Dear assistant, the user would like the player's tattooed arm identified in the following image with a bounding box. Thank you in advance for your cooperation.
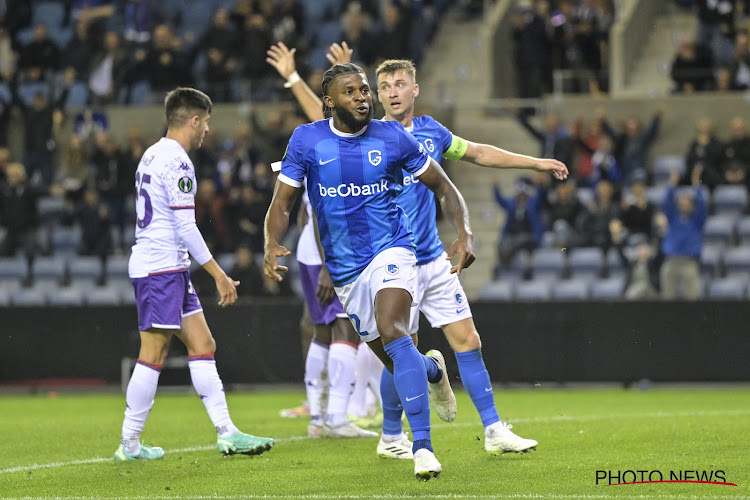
[266,42,325,122]
[417,158,476,275]
[263,180,299,281]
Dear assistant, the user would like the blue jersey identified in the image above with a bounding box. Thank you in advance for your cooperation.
[396,116,454,264]
[280,118,431,286]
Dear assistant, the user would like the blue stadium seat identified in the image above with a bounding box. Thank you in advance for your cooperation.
[15,27,37,46]
[479,281,514,301]
[178,0,216,38]
[48,286,85,306]
[105,255,130,281]
[568,247,603,280]
[32,2,66,28]
[17,81,52,106]
[12,286,49,306]
[707,278,747,299]
[51,226,82,255]
[0,288,11,306]
[722,246,750,277]
[646,185,668,206]
[737,216,750,244]
[515,280,552,301]
[590,277,625,300]
[605,247,626,279]
[700,244,724,277]
[128,81,152,105]
[48,26,73,48]
[63,81,89,110]
[652,155,686,184]
[0,257,28,281]
[703,214,737,245]
[31,256,67,284]
[551,279,590,300]
[86,285,122,306]
[713,185,748,215]
[69,256,103,284]
[37,196,66,222]
[531,248,566,280]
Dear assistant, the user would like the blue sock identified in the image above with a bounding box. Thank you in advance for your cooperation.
[383,336,431,451]
[379,367,403,436]
[455,349,500,428]
[421,353,442,383]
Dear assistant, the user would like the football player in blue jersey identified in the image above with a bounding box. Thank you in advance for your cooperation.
[266,42,568,458]
[264,62,475,480]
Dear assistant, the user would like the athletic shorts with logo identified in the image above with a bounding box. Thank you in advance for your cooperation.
[334,246,418,343]
[298,262,348,325]
[131,269,202,331]
[409,251,473,334]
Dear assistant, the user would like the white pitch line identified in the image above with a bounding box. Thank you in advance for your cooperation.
[5,494,750,500]
[1,409,749,476]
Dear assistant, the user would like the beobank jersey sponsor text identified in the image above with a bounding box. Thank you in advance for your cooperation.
[318,180,389,198]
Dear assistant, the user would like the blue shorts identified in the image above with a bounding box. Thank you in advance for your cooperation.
[298,263,347,325]
[131,269,202,331]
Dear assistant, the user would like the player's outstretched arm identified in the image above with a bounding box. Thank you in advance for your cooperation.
[266,42,325,122]
[263,180,299,281]
[417,158,476,275]
[459,140,569,180]
[326,41,353,65]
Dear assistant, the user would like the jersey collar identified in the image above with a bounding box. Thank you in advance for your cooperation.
[329,118,368,137]
[380,116,413,132]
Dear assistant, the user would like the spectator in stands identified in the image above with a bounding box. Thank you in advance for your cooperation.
[610,226,660,300]
[660,167,706,300]
[571,115,607,186]
[695,0,734,64]
[728,31,750,90]
[511,0,551,98]
[493,177,544,269]
[138,24,191,93]
[250,162,273,201]
[195,178,229,253]
[19,24,60,79]
[62,17,95,81]
[545,178,585,248]
[618,172,656,243]
[88,30,129,106]
[72,0,116,44]
[340,3,378,67]
[602,107,663,183]
[91,132,131,237]
[0,23,16,83]
[716,64,734,91]
[57,135,91,202]
[226,184,266,253]
[225,124,264,188]
[575,132,621,188]
[238,14,273,96]
[373,4,410,64]
[576,179,619,249]
[683,117,724,190]
[252,109,290,163]
[510,104,574,168]
[723,116,750,187]
[74,106,109,143]
[0,163,60,272]
[3,2,32,39]
[74,187,113,262]
[0,75,11,148]
[670,37,715,93]
[230,245,267,298]
[201,9,238,102]
[0,147,11,183]
[123,0,168,47]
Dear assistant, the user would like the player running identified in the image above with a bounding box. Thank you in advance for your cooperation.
[266,42,567,457]
[115,87,274,461]
[264,62,475,480]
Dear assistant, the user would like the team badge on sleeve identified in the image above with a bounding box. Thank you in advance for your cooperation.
[178,177,193,193]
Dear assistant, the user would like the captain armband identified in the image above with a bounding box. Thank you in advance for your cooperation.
[443,134,469,161]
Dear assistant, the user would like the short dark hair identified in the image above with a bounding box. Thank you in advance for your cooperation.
[164,87,212,128]
[321,63,366,118]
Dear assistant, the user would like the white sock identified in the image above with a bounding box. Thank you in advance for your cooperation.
[381,432,406,443]
[304,341,329,423]
[347,342,372,418]
[364,343,384,410]
[121,361,161,454]
[325,342,358,427]
[188,355,238,437]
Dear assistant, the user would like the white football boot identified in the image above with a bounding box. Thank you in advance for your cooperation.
[376,433,413,459]
[323,421,379,438]
[413,448,442,480]
[425,350,457,422]
[484,421,538,454]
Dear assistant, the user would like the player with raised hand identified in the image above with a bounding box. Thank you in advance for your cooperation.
[115,87,274,462]
[264,62,475,480]
[267,42,567,457]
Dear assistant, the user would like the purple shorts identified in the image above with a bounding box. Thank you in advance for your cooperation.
[131,269,202,331]
[298,263,346,325]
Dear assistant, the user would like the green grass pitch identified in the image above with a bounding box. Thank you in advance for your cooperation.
[1,387,749,499]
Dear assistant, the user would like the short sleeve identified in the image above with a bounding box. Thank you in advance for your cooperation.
[395,123,430,177]
[279,128,306,188]
[431,118,455,156]
[160,157,197,209]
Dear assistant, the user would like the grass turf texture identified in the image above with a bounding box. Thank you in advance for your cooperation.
[0,388,748,499]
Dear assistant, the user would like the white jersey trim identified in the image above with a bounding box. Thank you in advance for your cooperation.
[413,157,432,178]
[329,117,369,137]
[278,173,302,188]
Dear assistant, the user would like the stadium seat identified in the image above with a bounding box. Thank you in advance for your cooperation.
[707,278,747,300]
[646,185,668,206]
[515,280,552,301]
[86,285,122,306]
[177,0,216,38]
[51,226,82,255]
[17,81,52,106]
[0,288,11,306]
[530,248,566,280]
[69,256,103,285]
[32,2,65,28]
[37,196,66,223]
[700,244,724,277]
[722,246,750,277]
[105,255,130,282]
[703,214,737,245]
[63,81,89,110]
[713,185,748,215]
[737,217,750,244]
[48,26,73,48]
[605,247,626,279]
[551,279,590,300]
[652,155,686,184]
[12,286,49,306]
[590,277,626,300]
[48,286,85,306]
[568,247,603,280]
[31,256,67,284]
[128,81,152,105]
[0,257,28,281]
[478,281,514,301]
